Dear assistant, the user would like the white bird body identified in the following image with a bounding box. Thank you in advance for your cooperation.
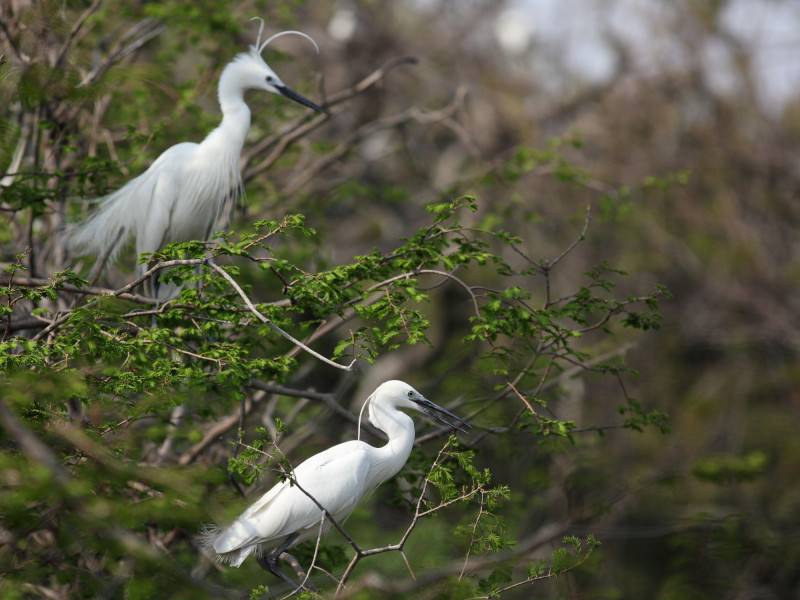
[205,380,467,569]
[69,31,323,297]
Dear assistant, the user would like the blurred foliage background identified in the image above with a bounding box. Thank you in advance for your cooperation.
[1,0,799,598]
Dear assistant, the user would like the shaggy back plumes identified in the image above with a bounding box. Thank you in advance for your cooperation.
[67,171,154,265]
[68,137,241,276]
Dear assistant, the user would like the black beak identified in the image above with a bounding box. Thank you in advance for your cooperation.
[276,84,326,114]
[416,397,471,434]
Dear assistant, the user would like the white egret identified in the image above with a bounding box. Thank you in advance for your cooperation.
[68,20,325,298]
[202,380,469,584]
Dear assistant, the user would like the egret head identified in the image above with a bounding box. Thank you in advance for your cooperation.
[226,19,324,113]
[370,380,470,433]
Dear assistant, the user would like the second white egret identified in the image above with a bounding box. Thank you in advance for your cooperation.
[202,380,469,584]
[69,21,324,298]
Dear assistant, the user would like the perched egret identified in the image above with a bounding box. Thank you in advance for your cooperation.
[68,22,324,298]
[203,380,469,583]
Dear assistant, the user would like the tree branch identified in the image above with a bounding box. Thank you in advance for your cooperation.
[242,57,418,181]
[207,261,355,371]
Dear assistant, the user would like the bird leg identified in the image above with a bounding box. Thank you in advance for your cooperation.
[256,533,304,591]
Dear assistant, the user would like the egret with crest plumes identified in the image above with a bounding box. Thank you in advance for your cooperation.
[68,19,325,298]
[202,380,469,584]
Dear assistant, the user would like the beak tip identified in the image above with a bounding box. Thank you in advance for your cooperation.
[277,84,326,114]
[418,397,470,434]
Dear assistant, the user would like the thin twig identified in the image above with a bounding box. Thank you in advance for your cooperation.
[459,491,485,580]
[506,381,539,418]
[335,439,459,596]
[279,513,326,599]
[79,19,165,87]
[242,57,417,181]
[282,94,464,195]
[546,204,592,271]
[207,261,355,372]
[53,0,103,69]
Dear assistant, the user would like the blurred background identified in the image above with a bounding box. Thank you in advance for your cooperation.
[315,2,800,596]
[262,2,800,595]
[2,0,800,598]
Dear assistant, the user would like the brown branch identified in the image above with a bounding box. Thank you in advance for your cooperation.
[282,94,464,196]
[79,19,166,87]
[335,439,459,596]
[178,376,363,466]
[416,350,543,445]
[1,274,158,305]
[28,258,207,341]
[242,56,418,181]
[545,204,592,271]
[53,0,103,70]
[178,393,259,465]
[507,380,539,418]
[279,512,326,599]
[339,521,568,598]
[249,380,361,425]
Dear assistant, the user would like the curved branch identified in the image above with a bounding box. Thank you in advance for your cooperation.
[207,261,355,372]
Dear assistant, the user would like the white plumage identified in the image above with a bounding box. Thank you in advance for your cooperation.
[68,27,323,297]
[208,440,377,568]
[203,380,469,571]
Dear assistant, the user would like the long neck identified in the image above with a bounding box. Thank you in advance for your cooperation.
[368,404,415,482]
[207,64,252,155]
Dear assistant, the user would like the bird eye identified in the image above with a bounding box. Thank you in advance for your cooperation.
[266,75,274,82]
[407,391,413,398]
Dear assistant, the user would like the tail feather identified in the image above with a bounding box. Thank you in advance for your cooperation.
[198,524,258,568]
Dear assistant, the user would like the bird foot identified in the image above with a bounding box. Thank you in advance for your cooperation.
[257,552,306,593]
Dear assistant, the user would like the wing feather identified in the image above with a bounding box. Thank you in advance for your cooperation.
[210,441,373,559]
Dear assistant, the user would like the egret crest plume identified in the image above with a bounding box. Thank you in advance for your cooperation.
[250,16,320,56]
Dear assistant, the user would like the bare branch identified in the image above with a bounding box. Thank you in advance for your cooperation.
[335,439,463,595]
[79,19,166,88]
[53,0,104,70]
[339,521,567,598]
[545,204,592,271]
[178,393,260,465]
[242,57,418,181]
[459,491,485,580]
[282,93,464,196]
[249,380,361,425]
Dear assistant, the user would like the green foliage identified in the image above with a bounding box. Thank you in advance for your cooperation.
[619,398,671,434]
[551,535,600,574]
[692,451,768,483]
[0,3,673,597]
[0,186,666,595]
